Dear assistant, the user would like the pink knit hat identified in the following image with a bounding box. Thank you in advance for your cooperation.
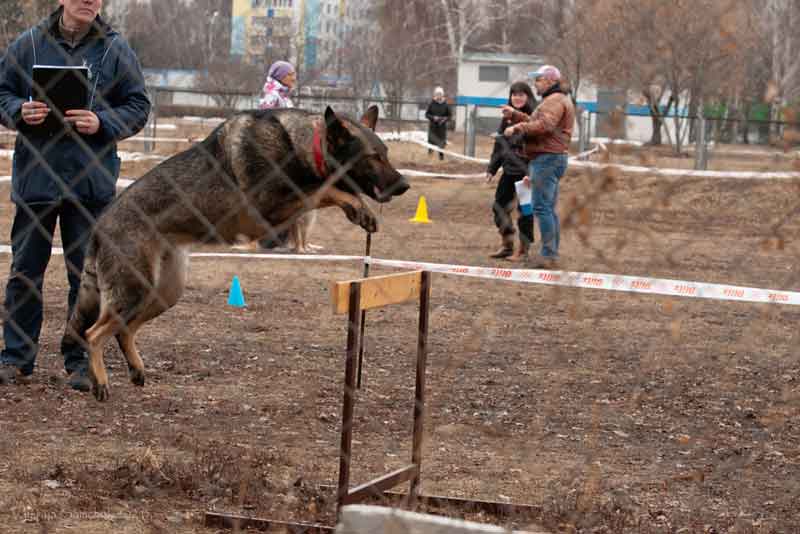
[268,61,295,82]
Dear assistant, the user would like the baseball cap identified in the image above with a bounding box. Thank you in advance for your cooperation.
[529,65,561,81]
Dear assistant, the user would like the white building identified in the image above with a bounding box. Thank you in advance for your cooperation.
[455,51,685,144]
[455,52,546,132]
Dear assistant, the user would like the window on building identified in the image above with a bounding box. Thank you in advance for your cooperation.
[479,65,509,82]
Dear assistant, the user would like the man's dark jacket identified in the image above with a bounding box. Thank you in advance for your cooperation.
[0,7,151,206]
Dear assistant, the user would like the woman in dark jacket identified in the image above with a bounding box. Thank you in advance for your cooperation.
[486,81,536,260]
[425,86,451,160]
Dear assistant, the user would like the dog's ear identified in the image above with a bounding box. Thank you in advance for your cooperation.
[325,106,352,145]
[360,105,379,131]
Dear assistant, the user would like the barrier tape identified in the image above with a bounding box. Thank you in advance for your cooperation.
[8,125,796,178]
[364,257,800,306]
[406,138,492,164]
[0,244,363,263]
[398,169,487,179]
[0,150,168,162]
[0,176,134,187]
[117,152,167,162]
[0,130,192,144]
[394,145,601,180]
[0,243,795,307]
[570,159,800,179]
[191,252,364,262]
[122,136,193,143]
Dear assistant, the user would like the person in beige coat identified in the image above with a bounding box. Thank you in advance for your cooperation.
[502,65,575,269]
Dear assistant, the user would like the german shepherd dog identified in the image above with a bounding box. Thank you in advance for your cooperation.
[62,105,409,401]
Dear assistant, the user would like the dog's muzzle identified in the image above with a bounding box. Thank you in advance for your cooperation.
[372,177,410,203]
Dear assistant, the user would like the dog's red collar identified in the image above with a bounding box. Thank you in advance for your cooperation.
[312,122,328,178]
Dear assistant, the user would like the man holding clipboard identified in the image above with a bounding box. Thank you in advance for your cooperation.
[0,0,150,391]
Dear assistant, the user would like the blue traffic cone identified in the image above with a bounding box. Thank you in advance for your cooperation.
[227,276,246,308]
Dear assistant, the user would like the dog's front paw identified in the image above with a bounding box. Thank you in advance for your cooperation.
[358,208,378,233]
[344,205,378,233]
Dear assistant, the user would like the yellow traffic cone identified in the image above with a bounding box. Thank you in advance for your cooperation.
[409,195,432,224]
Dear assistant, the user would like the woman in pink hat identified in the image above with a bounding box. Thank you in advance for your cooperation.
[259,60,296,110]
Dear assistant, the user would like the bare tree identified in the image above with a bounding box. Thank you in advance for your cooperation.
[339,25,381,97]
[588,0,748,152]
[0,0,50,49]
[374,1,454,99]
[436,0,508,65]
[760,0,800,135]
[195,60,263,111]
[126,0,228,70]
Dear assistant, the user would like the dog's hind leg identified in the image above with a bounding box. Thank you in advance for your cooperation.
[115,320,146,387]
[114,246,188,389]
[61,262,101,357]
[85,307,122,402]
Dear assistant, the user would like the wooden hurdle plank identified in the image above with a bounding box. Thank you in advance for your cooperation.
[331,271,422,314]
[342,465,419,506]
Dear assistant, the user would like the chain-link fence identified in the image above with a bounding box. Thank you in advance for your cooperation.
[3,7,800,534]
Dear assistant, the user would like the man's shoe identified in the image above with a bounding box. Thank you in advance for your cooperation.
[0,364,21,385]
[527,254,559,269]
[67,368,92,392]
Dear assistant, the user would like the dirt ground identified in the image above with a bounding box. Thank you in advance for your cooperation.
[1,121,800,533]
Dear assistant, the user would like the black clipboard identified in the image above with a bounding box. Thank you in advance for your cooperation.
[31,64,89,135]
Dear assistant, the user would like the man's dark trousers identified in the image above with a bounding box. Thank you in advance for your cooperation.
[0,199,106,375]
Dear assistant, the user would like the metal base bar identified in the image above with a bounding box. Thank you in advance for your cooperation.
[321,485,542,517]
[343,464,418,506]
[204,512,334,533]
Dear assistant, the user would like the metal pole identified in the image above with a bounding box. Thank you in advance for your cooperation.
[694,111,707,171]
[338,282,362,513]
[356,233,371,389]
[409,271,431,508]
[577,108,587,154]
[462,104,468,155]
[466,105,477,157]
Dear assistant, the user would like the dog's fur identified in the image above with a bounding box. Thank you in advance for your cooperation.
[62,105,409,401]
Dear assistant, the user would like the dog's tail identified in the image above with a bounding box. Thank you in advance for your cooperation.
[61,234,102,356]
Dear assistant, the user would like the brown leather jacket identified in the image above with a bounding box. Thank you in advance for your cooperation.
[510,85,575,158]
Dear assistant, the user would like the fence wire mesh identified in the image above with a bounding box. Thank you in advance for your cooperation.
[2,4,800,534]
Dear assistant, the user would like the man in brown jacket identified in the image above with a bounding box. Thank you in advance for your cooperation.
[502,65,574,268]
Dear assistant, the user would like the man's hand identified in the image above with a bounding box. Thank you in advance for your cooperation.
[65,109,100,135]
[523,175,531,187]
[21,100,50,126]
[485,172,494,183]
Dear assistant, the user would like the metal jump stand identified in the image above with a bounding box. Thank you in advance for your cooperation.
[205,269,540,532]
